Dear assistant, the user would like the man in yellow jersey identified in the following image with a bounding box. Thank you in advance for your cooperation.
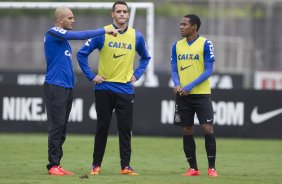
[77,1,150,176]
[171,14,218,177]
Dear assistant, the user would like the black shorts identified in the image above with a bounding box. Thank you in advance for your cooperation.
[174,94,213,127]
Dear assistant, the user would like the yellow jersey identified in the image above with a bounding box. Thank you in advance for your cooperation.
[98,24,136,83]
[176,36,211,94]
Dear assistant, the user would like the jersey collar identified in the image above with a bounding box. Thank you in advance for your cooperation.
[112,23,128,34]
[187,34,200,46]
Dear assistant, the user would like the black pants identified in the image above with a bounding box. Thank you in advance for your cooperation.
[43,83,73,170]
[93,90,134,169]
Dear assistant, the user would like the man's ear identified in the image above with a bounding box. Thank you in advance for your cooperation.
[59,18,64,24]
[192,24,198,30]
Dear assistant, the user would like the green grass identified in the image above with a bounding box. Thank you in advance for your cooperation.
[0,134,282,184]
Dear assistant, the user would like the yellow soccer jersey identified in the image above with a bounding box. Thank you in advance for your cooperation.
[176,36,211,94]
[98,24,136,83]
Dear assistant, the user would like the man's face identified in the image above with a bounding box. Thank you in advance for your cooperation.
[112,4,129,26]
[180,17,196,37]
[60,9,75,30]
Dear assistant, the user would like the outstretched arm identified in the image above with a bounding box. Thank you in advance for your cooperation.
[64,28,105,40]
[48,27,119,40]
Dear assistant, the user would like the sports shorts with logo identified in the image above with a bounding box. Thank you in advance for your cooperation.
[174,94,213,126]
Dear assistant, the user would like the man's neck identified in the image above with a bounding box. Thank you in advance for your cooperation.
[55,23,63,29]
[186,33,198,42]
[113,22,127,31]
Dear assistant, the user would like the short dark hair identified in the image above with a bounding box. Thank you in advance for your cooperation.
[112,1,128,12]
[184,14,201,31]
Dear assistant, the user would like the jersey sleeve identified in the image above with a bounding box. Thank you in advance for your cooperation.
[47,27,105,41]
[76,35,105,81]
[204,40,215,63]
[133,31,151,80]
[171,42,180,86]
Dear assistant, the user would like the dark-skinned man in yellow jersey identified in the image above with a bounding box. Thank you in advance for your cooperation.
[77,1,150,176]
[171,14,218,177]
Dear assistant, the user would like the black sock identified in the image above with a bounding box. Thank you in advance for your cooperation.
[183,135,198,170]
[205,134,216,169]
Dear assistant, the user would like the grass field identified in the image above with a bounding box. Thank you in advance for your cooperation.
[1,134,282,184]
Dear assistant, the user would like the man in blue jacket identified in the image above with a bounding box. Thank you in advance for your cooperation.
[44,6,118,176]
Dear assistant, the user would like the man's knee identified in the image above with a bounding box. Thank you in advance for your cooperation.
[182,126,193,135]
[200,124,214,134]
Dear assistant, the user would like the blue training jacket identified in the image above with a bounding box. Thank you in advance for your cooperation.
[44,27,105,88]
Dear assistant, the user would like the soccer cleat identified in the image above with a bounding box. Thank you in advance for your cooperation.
[48,166,65,176]
[58,166,74,175]
[120,166,139,176]
[208,168,218,177]
[182,168,200,176]
[90,165,101,175]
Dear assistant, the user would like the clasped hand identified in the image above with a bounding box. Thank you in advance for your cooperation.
[173,86,189,96]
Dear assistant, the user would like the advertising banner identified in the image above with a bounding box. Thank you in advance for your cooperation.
[254,71,282,90]
[0,85,281,138]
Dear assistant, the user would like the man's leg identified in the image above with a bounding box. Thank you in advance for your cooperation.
[59,89,73,162]
[115,93,134,169]
[197,95,217,177]
[201,124,216,169]
[92,90,114,166]
[177,95,200,176]
[44,83,69,171]
[183,126,198,170]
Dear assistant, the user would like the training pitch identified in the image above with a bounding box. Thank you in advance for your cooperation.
[0,134,281,184]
